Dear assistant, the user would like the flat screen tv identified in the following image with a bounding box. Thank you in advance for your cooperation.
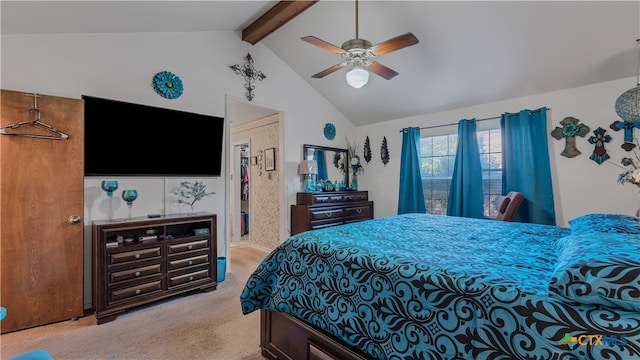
[83,95,224,177]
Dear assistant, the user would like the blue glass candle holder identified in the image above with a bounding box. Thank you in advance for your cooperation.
[121,189,138,218]
[101,180,119,196]
[101,180,118,219]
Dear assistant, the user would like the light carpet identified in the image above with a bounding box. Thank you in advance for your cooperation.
[0,245,270,360]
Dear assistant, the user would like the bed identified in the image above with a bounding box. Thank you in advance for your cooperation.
[240,213,640,360]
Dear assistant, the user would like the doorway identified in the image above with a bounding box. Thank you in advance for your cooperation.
[227,99,283,251]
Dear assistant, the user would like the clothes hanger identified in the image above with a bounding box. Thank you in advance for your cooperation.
[0,93,69,140]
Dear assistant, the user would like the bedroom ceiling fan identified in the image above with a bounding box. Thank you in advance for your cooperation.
[301,0,419,88]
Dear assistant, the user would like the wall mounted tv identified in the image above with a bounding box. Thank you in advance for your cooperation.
[83,95,224,177]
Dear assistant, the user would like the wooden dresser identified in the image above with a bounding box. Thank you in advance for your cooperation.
[92,212,217,324]
[291,191,374,235]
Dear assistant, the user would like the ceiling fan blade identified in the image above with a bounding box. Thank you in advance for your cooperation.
[301,36,346,54]
[370,32,419,56]
[367,62,398,80]
[312,63,347,78]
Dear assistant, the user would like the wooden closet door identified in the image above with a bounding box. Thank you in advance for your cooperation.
[1,89,84,333]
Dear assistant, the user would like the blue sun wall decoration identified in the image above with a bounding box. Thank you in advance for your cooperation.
[324,123,336,140]
[152,71,183,99]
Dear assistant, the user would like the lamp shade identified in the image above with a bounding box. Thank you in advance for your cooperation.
[298,160,318,175]
[346,66,369,88]
[615,85,640,122]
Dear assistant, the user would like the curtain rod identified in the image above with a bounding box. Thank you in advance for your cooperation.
[399,107,550,132]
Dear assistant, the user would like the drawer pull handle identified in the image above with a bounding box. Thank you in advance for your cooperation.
[135,271,141,277]
[188,260,193,265]
[134,254,141,259]
[188,245,193,250]
[135,289,141,295]
[325,213,332,218]
[189,276,194,281]
[356,209,362,214]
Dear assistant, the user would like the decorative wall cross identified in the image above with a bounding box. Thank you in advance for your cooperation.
[229,53,267,102]
[609,120,640,151]
[551,116,590,158]
[588,127,612,164]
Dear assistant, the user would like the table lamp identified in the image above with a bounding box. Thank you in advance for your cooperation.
[298,160,318,192]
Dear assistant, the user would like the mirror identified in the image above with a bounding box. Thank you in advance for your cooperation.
[303,144,349,190]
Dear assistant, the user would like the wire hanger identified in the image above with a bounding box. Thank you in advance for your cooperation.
[0,93,69,140]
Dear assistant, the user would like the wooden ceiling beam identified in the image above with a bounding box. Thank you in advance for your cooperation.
[242,1,318,45]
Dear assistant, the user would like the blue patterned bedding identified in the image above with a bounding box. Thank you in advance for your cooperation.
[240,213,640,359]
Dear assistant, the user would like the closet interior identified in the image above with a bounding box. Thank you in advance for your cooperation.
[239,144,249,238]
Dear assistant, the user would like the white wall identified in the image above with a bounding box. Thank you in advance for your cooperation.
[2,31,354,308]
[352,77,640,226]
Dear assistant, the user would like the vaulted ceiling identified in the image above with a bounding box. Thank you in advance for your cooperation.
[2,1,639,126]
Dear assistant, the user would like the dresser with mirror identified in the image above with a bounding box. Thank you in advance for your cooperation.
[291,144,373,235]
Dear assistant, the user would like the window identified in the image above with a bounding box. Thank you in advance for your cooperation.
[420,134,457,215]
[420,129,502,216]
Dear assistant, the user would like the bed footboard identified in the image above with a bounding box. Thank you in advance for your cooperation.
[260,310,372,360]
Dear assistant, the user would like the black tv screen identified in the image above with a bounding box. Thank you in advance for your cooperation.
[83,96,224,177]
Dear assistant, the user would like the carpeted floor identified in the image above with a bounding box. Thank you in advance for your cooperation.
[0,245,271,360]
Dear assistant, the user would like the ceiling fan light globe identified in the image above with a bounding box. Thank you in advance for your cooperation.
[346,68,369,88]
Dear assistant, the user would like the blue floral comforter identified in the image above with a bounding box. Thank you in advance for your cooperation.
[240,213,640,359]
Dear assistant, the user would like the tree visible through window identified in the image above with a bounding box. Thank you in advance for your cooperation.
[420,129,502,216]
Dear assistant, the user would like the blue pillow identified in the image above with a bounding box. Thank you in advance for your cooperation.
[549,233,640,312]
[568,213,640,235]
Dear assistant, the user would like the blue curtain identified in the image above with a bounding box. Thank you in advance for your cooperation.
[446,119,484,218]
[398,127,426,214]
[313,150,328,180]
[501,108,556,225]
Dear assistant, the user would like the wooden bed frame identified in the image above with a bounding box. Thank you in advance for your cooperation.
[260,310,372,360]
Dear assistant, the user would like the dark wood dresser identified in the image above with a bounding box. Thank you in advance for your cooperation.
[92,212,217,324]
[291,191,374,235]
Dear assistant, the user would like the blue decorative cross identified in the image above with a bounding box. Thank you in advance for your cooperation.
[610,120,640,151]
[588,127,612,165]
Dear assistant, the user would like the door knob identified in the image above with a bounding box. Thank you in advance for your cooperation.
[68,215,82,224]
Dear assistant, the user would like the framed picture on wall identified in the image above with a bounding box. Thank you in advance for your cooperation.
[265,148,276,171]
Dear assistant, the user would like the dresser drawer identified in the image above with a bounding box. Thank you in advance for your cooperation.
[345,203,372,220]
[313,194,344,204]
[109,264,163,284]
[310,221,342,231]
[168,254,209,271]
[109,280,162,303]
[109,247,162,265]
[343,193,367,202]
[168,269,210,288]
[297,191,368,205]
[168,239,209,255]
[309,208,343,222]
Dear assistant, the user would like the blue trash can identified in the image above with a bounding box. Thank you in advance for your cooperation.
[217,257,226,283]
